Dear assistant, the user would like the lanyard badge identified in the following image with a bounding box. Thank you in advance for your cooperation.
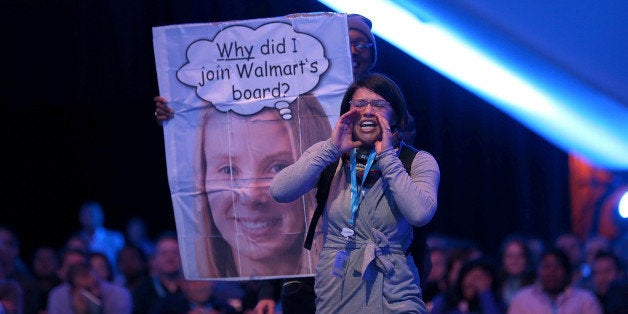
[333,148,376,279]
[349,148,376,225]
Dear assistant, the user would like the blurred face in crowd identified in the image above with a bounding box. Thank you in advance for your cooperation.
[117,246,147,279]
[32,247,59,277]
[461,267,493,300]
[68,263,103,309]
[71,265,98,291]
[427,248,448,282]
[592,255,622,295]
[0,228,19,265]
[126,218,148,243]
[584,237,610,266]
[503,241,528,276]
[79,203,104,230]
[555,234,582,265]
[538,253,570,296]
[59,250,87,282]
[154,238,181,276]
[89,254,111,282]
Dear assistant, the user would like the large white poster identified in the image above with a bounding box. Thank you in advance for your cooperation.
[153,13,352,280]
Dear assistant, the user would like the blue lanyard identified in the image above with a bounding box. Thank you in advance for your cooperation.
[349,148,376,225]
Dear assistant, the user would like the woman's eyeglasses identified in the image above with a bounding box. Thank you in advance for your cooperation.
[349,99,390,108]
[350,41,373,52]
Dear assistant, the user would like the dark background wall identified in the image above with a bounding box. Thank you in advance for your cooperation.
[3,0,570,262]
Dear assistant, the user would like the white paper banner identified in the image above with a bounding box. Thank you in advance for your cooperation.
[153,12,352,280]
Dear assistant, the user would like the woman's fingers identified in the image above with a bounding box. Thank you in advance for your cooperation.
[153,96,174,122]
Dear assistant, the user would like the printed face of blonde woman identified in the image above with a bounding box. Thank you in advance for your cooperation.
[202,110,304,263]
[350,87,395,147]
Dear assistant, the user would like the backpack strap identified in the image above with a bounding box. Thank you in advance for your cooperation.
[303,144,419,250]
[398,143,418,174]
[304,160,339,250]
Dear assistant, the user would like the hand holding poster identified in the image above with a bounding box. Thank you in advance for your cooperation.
[153,13,352,280]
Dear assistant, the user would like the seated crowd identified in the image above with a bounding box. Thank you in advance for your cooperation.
[2,207,628,314]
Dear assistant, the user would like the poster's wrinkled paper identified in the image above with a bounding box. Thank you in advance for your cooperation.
[153,13,352,280]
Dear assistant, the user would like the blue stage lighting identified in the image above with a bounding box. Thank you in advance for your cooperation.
[619,191,628,219]
[318,0,628,170]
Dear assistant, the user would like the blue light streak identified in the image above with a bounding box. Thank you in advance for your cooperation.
[318,0,628,169]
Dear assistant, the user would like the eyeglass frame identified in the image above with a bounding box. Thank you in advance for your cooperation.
[348,99,391,109]
[350,41,374,52]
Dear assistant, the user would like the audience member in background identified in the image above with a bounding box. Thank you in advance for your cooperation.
[64,234,89,254]
[132,231,185,314]
[125,217,155,258]
[525,236,546,265]
[89,252,114,283]
[445,245,480,292]
[47,248,88,311]
[579,235,612,289]
[0,284,22,314]
[508,248,602,314]
[48,261,131,314]
[423,246,450,307]
[430,257,505,314]
[0,261,23,314]
[496,235,536,307]
[589,250,626,313]
[554,232,585,284]
[31,246,61,313]
[55,248,89,283]
[77,201,126,274]
[150,280,240,314]
[0,226,38,314]
[115,245,150,294]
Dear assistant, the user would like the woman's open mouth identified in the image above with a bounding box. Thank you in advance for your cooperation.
[359,120,378,132]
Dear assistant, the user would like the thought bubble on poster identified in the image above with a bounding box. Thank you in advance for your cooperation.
[176,22,329,119]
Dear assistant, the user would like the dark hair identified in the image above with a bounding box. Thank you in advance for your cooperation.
[60,247,88,263]
[443,257,502,311]
[155,230,178,243]
[0,225,20,248]
[339,73,409,132]
[348,13,372,29]
[116,244,148,265]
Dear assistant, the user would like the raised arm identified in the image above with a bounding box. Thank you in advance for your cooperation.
[377,147,440,227]
[270,139,341,203]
